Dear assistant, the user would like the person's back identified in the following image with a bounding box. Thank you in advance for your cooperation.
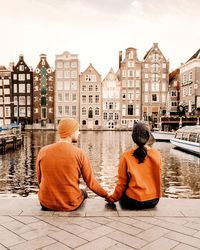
[36,118,108,211]
[108,122,162,209]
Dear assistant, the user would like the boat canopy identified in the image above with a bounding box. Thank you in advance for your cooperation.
[176,125,200,133]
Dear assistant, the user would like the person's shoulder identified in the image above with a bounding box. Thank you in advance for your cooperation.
[148,147,161,157]
[121,147,134,158]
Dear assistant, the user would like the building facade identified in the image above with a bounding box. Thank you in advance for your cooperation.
[11,55,33,126]
[142,43,169,128]
[102,68,121,129]
[0,66,12,127]
[80,64,102,129]
[180,49,200,115]
[33,54,55,129]
[55,51,80,126]
[167,69,180,116]
[118,48,142,129]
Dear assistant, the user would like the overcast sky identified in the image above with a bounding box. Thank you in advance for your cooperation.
[0,0,199,77]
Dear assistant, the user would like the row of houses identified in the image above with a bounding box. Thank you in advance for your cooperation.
[0,43,199,130]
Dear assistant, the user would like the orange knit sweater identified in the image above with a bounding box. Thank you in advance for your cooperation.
[36,142,108,211]
[110,147,162,202]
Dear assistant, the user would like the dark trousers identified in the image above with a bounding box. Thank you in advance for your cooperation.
[41,189,88,211]
[119,193,159,210]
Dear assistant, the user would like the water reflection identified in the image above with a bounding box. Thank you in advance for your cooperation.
[0,131,199,198]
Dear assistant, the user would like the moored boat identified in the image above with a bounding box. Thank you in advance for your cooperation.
[170,126,200,156]
[151,130,175,142]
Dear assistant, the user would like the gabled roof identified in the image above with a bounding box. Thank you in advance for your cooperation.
[143,43,167,61]
[169,68,180,82]
[186,48,200,63]
[82,63,101,77]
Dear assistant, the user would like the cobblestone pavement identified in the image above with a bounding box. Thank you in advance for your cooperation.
[0,197,200,249]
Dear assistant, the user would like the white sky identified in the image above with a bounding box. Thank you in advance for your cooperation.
[0,0,200,77]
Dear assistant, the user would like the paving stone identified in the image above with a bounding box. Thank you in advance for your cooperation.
[107,230,147,249]
[157,220,197,235]
[136,216,162,226]
[115,217,153,230]
[87,217,113,224]
[49,230,87,248]
[0,216,15,223]
[181,209,200,217]
[20,211,54,216]
[136,226,169,242]
[75,236,117,250]
[0,210,22,216]
[72,219,101,229]
[20,227,60,240]
[54,211,86,217]
[172,243,199,250]
[184,221,200,231]
[12,216,39,224]
[150,209,183,217]
[118,210,151,217]
[0,244,7,250]
[41,242,71,250]
[107,243,134,250]
[165,231,200,248]
[0,229,25,247]
[9,236,56,250]
[107,220,142,235]
[78,225,115,241]
[140,236,179,250]
[156,217,188,226]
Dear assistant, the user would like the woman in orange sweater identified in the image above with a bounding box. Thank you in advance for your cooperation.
[108,122,162,209]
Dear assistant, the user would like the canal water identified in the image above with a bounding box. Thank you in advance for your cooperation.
[0,131,199,198]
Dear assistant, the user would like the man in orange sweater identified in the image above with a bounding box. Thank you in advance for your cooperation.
[36,117,108,211]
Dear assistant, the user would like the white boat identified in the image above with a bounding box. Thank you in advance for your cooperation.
[151,130,175,142]
[170,126,200,156]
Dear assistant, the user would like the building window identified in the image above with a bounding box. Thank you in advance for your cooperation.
[58,93,62,102]
[41,86,46,95]
[88,108,93,118]
[64,81,70,90]
[189,71,192,82]
[95,107,99,116]
[19,107,25,117]
[189,86,192,95]
[109,102,113,109]
[103,112,107,120]
[13,74,17,80]
[19,96,25,105]
[82,95,86,103]
[41,107,47,119]
[109,113,113,120]
[58,106,62,116]
[27,84,30,93]
[18,74,25,81]
[122,92,126,99]
[89,85,93,91]
[19,65,24,71]
[41,96,46,106]
[145,83,148,91]
[72,106,76,116]
[95,95,99,103]
[128,61,134,67]
[152,94,158,102]
[71,62,77,68]
[72,93,76,101]
[128,51,133,59]
[128,70,134,77]
[183,74,186,85]
[63,71,70,78]
[65,106,69,115]
[57,62,63,68]
[26,74,30,80]
[89,95,93,103]
[95,120,99,125]
[115,113,119,120]
[171,91,177,97]
[128,105,133,115]
[82,120,86,125]
[127,80,134,87]
[95,85,99,91]
[27,96,30,105]
[82,107,86,116]
[128,93,134,100]
[152,73,159,82]
[171,102,177,107]
[82,85,86,91]
[65,93,70,101]
[71,71,77,78]
[5,107,10,117]
[85,75,96,82]
[57,81,63,90]
[64,62,70,68]
[56,70,63,78]
[71,81,77,90]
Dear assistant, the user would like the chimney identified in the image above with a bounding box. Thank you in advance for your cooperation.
[19,54,24,60]
[9,62,15,71]
[119,50,122,69]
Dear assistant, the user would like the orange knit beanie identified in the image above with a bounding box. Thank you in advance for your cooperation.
[58,118,80,138]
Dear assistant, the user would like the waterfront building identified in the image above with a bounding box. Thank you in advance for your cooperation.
[118,48,142,129]
[55,51,80,126]
[102,68,121,129]
[80,64,102,129]
[142,43,169,128]
[0,66,12,126]
[33,54,55,129]
[179,49,200,115]
[167,68,180,116]
[11,55,33,126]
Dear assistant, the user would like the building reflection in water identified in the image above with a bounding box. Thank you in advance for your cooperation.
[0,131,199,198]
